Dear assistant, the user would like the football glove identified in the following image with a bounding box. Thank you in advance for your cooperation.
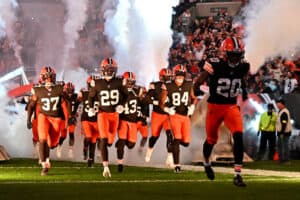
[115,105,124,114]
[187,104,195,116]
[152,100,159,106]
[27,120,32,129]
[88,108,96,117]
[164,107,176,115]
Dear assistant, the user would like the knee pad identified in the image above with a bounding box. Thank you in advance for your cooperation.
[180,141,189,147]
[126,141,136,149]
[149,136,158,148]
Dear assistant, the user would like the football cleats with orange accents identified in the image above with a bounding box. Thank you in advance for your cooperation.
[159,68,173,82]
[122,71,136,88]
[40,66,56,84]
[100,57,118,79]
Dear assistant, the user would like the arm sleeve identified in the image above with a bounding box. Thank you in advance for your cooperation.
[88,87,96,108]
[193,71,209,96]
[27,99,37,122]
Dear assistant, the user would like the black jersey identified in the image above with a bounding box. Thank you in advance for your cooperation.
[32,82,65,117]
[64,93,79,117]
[207,59,250,104]
[119,87,141,123]
[163,80,193,116]
[144,81,166,114]
[88,77,128,113]
[80,90,99,122]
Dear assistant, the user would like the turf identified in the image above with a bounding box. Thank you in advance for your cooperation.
[1,159,300,200]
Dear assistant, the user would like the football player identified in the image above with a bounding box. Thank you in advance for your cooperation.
[26,94,40,161]
[136,86,149,152]
[115,71,141,172]
[144,68,174,166]
[79,75,100,167]
[194,36,249,187]
[27,66,68,176]
[160,64,197,173]
[88,58,128,177]
[56,82,79,159]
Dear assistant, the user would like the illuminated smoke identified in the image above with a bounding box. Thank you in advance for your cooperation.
[0,0,22,65]
[103,0,178,86]
[62,0,88,69]
[243,0,300,74]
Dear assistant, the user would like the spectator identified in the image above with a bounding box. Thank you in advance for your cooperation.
[276,99,292,163]
[257,103,277,160]
[283,71,298,94]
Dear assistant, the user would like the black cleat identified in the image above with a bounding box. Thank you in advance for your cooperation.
[204,165,215,180]
[87,159,94,167]
[118,164,123,173]
[233,175,247,187]
[174,166,181,173]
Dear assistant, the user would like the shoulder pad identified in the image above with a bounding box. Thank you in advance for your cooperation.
[209,57,220,63]
[90,80,95,87]
[115,76,123,80]
[33,83,43,88]
[55,81,65,86]
[80,88,88,92]
[149,83,155,90]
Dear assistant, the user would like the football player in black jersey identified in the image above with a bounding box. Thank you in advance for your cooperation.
[115,71,142,172]
[27,66,68,176]
[144,68,174,167]
[56,82,79,159]
[79,75,100,167]
[160,64,198,173]
[194,36,249,187]
[88,58,128,177]
[136,86,149,152]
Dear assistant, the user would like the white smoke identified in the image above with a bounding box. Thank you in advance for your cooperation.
[243,0,300,74]
[0,0,22,64]
[0,0,17,38]
[62,68,89,91]
[103,0,178,86]
[62,0,88,69]
[0,83,32,158]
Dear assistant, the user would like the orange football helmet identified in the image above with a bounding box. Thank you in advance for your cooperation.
[173,64,186,76]
[220,36,244,66]
[159,68,173,82]
[40,66,56,84]
[64,82,75,95]
[122,71,136,88]
[100,57,118,79]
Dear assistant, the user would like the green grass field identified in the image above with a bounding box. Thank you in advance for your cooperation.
[1,159,300,200]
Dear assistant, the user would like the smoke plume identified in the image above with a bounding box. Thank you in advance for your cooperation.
[103,0,178,86]
[62,0,88,69]
[243,0,300,74]
[0,0,22,64]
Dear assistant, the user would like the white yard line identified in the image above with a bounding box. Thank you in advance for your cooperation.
[1,164,300,178]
